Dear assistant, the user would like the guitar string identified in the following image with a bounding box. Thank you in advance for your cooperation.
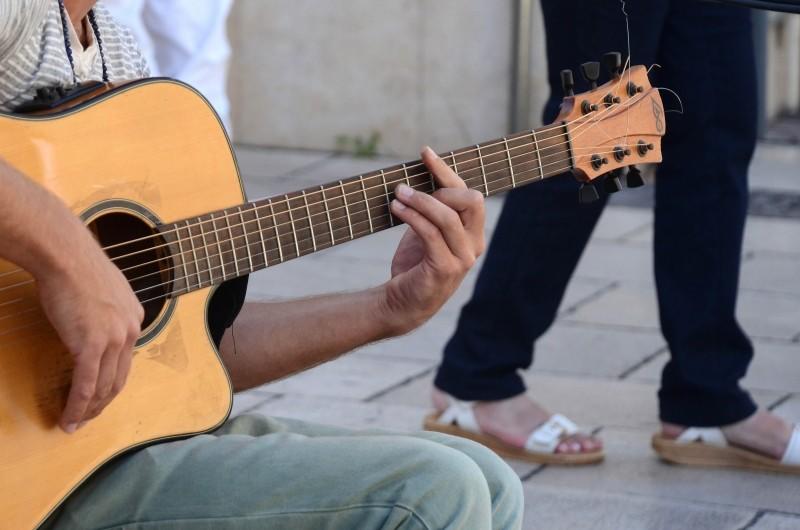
[86,71,645,255]
[0,78,651,299]
[108,139,641,276]
[0,162,568,334]
[93,84,651,266]
[0,80,645,287]
[0,138,642,303]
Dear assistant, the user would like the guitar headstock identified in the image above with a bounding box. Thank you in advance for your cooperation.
[555,58,666,198]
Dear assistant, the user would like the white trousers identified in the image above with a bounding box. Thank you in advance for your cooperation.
[104,0,234,131]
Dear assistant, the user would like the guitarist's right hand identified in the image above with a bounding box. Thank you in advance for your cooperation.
[37,227,144,434]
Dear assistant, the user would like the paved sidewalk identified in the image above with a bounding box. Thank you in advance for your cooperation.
[230,143,800,530]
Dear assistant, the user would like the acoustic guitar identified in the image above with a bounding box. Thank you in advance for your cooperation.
[0,58,665,529]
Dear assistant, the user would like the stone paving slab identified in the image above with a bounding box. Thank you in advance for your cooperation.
[751,512,800,530]
[521,483,754,530]
[565,283,800,342]
[531,322,664,379]
[258,353,432,401]
[590,206,653,242]
[773,394,800,419]
[627,341,800,394]
[750,144,800,194]
[628,215,800,257]
[574,240,654,285]
[528,427,800,514]
[564,284,660,330]
[741,253,800,296]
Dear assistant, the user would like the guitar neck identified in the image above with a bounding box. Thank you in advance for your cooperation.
[159,123,573,297]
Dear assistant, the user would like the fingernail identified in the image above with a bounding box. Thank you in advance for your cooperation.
[423,146,437,158]
[64,423,78,434]
[396,184,413,199]
[392,199,406,211]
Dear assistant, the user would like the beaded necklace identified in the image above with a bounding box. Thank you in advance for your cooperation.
[56,0,109,84]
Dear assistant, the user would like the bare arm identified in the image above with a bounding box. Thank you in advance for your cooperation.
[221,147,485,391]
[0,159,142,432]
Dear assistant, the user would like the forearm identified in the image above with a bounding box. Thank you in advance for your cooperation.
[220,287,401,391]
[0,159,89,280]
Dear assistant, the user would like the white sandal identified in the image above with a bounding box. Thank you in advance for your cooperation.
[424,398,604,465]
[652,424,800,474]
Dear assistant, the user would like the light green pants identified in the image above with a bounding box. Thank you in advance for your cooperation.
[45,414,524,530]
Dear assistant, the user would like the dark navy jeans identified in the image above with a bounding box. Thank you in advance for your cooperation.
[435,0,758,426]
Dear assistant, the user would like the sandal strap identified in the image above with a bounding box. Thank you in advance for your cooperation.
[675,427,728,448]
[524,414,579,454]
[438,398,480,433]
[781,425,800,465]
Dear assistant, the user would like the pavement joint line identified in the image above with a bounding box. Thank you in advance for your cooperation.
[767,393,795,411]
[738,510,766,530]
[613,222,653,243]
[617,346,669,380]
[363,366,437,403]
[553,319,664,337]
[558,280,619,316]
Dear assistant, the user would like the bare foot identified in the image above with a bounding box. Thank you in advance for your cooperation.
[433,387,602,454]
[662,409,793,460]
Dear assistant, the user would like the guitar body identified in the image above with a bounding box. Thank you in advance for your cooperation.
[0,80,240,529]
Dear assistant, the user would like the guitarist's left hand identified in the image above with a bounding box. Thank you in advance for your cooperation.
[381,146,485,334]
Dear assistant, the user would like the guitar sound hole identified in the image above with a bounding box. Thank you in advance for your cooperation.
[87,212,173,331]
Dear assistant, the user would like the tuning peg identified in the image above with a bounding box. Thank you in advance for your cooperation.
[578,183,601,204]
[603,170,623,194]
[580,61,601,89]
[626,165,645,188]
[561,69,575,96]
[602,52,622,78]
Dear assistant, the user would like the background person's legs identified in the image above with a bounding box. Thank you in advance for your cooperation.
[105,0,234,131]
[433,0,667,452]
[45,415,523,530]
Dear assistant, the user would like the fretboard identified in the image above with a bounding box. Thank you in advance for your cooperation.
[158,123,572,297]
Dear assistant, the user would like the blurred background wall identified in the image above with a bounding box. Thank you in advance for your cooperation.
[227,1,799,157]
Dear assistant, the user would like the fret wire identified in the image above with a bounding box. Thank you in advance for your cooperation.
[199,216,214,284]
[476,144,489,196]
[301,190,317,252]
[503,137,516,188]
[450,151,459,175]
[238,206,254,272]
[210,213,227,280]
[254,204,270,267]
[360,177,374,233]
[339,180,354,240]
[402,163,411,186]
[380,170,394,227]
[186,219,203,288]
[152,161,573,299]
[285,194,301,257]
[320,185,335,245]
[128,159,575,300]
[531,129,545,180]
[176,225,191,291]
[223,209,240,276]
[268,200,284,262]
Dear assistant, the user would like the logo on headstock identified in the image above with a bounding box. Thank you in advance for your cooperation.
[651,97,664,133]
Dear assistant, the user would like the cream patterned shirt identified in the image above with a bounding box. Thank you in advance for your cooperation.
[0,1,149,112]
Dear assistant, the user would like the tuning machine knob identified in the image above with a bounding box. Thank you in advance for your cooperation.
[580,61,601,89]
[604,170,623,194]
[626,165,645,188]
[561,69,575,96]
[579,183,601,204]
[602,52,622,78]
